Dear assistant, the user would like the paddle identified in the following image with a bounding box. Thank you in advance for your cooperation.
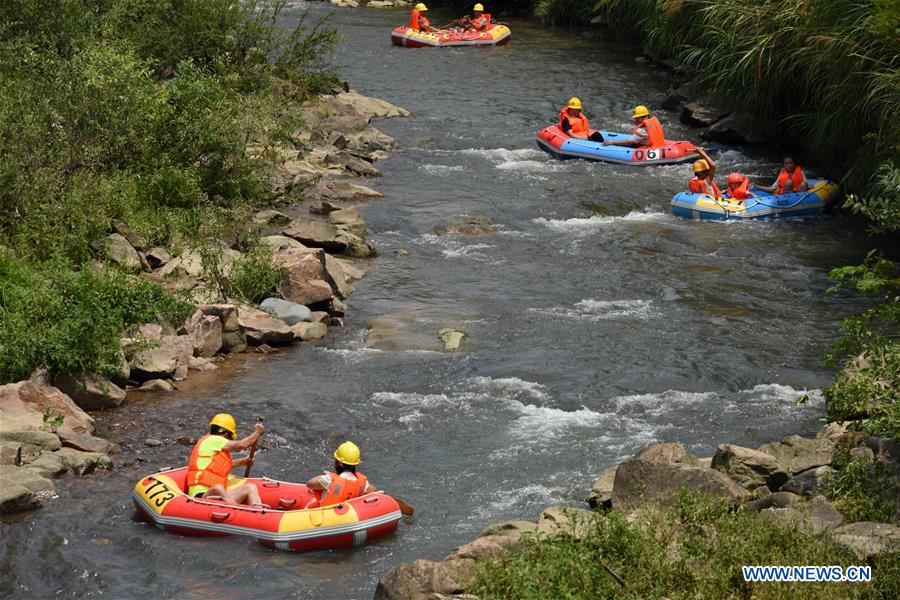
[243,417,264,478]
[390,495,415,516]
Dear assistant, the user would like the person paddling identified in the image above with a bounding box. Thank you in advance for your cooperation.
[603,105,665,148]
[688,148,721,197]
[559,97,604,142]
[186,413,266,506]
[464,4,491,31]
[410,3,436,32]
[753,156,809,194]
[305,441,376,508]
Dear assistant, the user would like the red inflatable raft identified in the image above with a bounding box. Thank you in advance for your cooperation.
[391,24,511,47]
[133,467,402,552]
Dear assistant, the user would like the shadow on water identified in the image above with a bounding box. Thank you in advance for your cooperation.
[0,4,874,599]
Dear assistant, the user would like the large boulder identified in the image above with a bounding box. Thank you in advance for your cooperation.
[328,207,368,238]
[197,304,246,353]
[260,235,307,253]
[323,254,354,299]
[829,522,900,560]
[0,380,95,435]
[128,346,177,382]
[58,430,119,454]
[758,435,835,476]
[536,506,594,540]
[0,465,55,514]
[712,444,788,491]
[145,247,172,269]
[318,180,383,202]
[335,90,410,120]
[52,373,126,411]
[283,218,346,252]
[700,112,776,145]
[680,101,729,127]
[275,248,335,306]
[374,559,464,600]
[158,248,203,278]
[291,321,328,341]
[588,466,617,508]
[183,310,223,358]
[780,465,835,496]
[741,491,804,513]
[612,458,749,510]
[237,306,295,346]
[260,297,313,325]
[633,442,700,466]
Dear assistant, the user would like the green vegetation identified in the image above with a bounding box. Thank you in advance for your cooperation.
[0,0,338,383]
[472,491,899,599]
[535,0,596,25]
[827,449,899,523]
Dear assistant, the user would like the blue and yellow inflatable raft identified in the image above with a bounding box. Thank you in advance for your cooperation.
[671,179,840,221]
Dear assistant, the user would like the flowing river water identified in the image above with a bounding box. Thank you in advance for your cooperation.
[0,4,876,599]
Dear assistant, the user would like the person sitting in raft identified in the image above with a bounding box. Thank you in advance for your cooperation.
[725,172,757,202]
[559,97,604,142]
[753,155,809,194]
[602,105,665,148]
[187,413,266,506]
[464,4,491,31]
[688,148,721,197]
[411,3,436,32]
[305,441,376,508]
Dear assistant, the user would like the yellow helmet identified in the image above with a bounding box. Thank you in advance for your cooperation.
[474,3,484,10]
[209,413,237,438]
[567,97,582,110]
[334,441,361,465]
[693,159,710,173]
[415,3,428,10]
[632,105,650,119]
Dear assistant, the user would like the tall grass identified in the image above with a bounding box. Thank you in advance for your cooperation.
[535,0,596,25]
[594,0,900,193]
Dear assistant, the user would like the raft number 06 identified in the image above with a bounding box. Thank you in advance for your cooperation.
[634,149,666,160]
[145,479,176,507]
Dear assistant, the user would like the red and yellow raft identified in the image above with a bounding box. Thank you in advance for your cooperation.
[391,24,511,47]
[133,467,402,551]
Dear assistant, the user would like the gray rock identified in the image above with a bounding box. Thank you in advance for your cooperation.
[700,112,776,145]
[58,430,119,454]
[866,437,900,488]
[849,446,875,463]
[158,249,203,278]
[138,379,174,393]
[52,373,126,410]
[26,451,68,478]
[337,231,377,258]
[183,310,223,358]
[144,438,163,447]
[111,219,147,251]
[634,442,700,466]
[324,151,381,177]
[781,466,835,496]
[712,443,788,491]
[374,559,464,600]
[291,321,328,341]
[128,346,178,382]
[260,297,313,325]
[0,429,61,452]
[260,235,307,253]
[536,506,594,540]
[680,101,729,127]
[251,209,291,226]
[758,435,835,476]
[56,447,112,475]
[237,306,295,346]
[188,356,219,371]
[94,233,142,272]
[323,253,354,299]
[830,522,900,560]
[0,465,54,514]
[438,328,465,351]
[588,466,617,508]
[328,207,368,237]
[319,180,382,202]
[761,495,844,535]
[741,491,804,513]
[283,218,346,252]
[611,457,749,510]
[145,247,172,269]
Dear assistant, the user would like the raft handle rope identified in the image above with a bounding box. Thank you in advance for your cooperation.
[706,184,822,216]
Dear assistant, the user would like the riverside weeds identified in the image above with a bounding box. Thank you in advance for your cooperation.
[0,1,338,383]
[472,491,900,599]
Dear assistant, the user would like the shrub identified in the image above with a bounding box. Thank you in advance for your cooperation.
[0,255,192,383]
[472,490,899,599]
[827,450,899,523]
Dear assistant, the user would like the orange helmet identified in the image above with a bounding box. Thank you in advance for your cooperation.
[727,172,745,185]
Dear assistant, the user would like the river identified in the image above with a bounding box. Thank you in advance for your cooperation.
[0,4,873,599]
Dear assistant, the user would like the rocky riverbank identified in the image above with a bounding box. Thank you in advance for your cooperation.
[0,89,409,516]
[375,422,899,599]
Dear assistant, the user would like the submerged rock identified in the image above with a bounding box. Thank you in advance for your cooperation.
[438,328,465,351]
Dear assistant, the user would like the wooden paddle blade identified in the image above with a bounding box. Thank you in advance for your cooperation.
[391,495,415,516]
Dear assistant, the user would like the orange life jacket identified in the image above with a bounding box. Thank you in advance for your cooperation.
[689,178,722,198]
[776,167,805,195]
[411,9,430,31]
[728,178,751,201]
[314,471,369,507]
[559,108,589,136]
[187,434,232,493]
[633,115,665,147]
[470,13,491,29]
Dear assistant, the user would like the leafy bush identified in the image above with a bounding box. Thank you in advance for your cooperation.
[827,450,899,523]
[535,0,596,25]
[472,490,898,599]
[200,243,281,305]
[0,255,192,383]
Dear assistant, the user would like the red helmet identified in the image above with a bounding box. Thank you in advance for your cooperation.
[727,172,745,185]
